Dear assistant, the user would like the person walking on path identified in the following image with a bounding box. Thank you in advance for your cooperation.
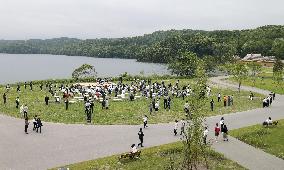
[203,127,209,145]
[36,117,43,133]
[137,128,144,147]
[24,117,29,134]
[220,117,225,132]
[143,115,148,128]
[32,115,38,131]
[174,120,178,136]
[210,99,214,111]
[214,123,220,142]
[217,93,221,102]
[222,124,229,141]
[180,119,186,135]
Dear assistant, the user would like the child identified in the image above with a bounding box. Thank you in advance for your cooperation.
[214,123,220,142]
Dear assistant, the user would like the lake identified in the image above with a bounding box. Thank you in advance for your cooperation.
[0,54,169,84]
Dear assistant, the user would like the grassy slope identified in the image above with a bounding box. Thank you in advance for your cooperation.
[0,79,264,125]
[50,142,246,170]
[230,119,284,160]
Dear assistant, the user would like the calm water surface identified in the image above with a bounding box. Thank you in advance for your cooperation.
[0,54,169,84]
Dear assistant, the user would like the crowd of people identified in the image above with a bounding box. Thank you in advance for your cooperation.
[0,78,278,148]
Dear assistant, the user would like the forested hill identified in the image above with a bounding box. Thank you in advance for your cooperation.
[0,25,284,63]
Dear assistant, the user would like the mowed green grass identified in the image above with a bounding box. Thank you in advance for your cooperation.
[228,66,284,94]
[50,142,246,170]
[230,119,284,160]
[0,79,264,125]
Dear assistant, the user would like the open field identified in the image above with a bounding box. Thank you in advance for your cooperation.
[0,78,264,125]
[51,142,246,170]
[230,119,284,160]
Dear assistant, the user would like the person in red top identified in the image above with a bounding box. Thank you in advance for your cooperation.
[214,123,220,142]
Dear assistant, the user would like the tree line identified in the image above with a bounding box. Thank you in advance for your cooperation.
[0,25,284,64]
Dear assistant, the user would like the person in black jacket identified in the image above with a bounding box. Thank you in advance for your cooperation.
[36,117,43,133]
[137,128,144,147]
[45,95,49,105]
[222,124,228,141]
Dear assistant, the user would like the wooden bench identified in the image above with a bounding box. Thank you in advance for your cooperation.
[119,151,141,160]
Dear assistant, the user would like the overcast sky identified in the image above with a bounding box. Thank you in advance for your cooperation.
[0,0,283,40]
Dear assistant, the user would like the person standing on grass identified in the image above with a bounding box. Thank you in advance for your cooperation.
[167,96,171,110]
[184,101,189,114]
[203,127,209,145]
[217,93,221,102]
[40,84,43,91]
[149,102,153,115]
[174,120,178,136]
[180,119,186,135]
[30,81,33,91]
[155,100,159,111]
[90,101,94,114]
[24,117,29,134]
[65,98,69,110]
[23,104,28,118]
[16,97,20,109]
[223,124,229,141]
[163,95,168,109]
[3,93,7,104]
[143,115,148,128]
[214,123,220,142]
[17,84,21,92]
[210,99,214,111]
[24,82,27,89]
[223,96,227,107]
[137,128,144,147]
[105,99,109,109]
[45,95,49,105]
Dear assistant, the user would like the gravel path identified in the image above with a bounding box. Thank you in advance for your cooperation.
[0,76,283,170]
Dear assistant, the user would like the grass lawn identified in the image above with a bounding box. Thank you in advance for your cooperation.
[50,142,246,170]
[228,77,284,94]
[230,119,284,160]
[228,66,284,94]
[0,78,264,125]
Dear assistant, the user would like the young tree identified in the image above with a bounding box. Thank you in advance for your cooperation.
[168,51,199,77]
[182,60,209,170]
[247,62,262,85]
[72,64,97,79]
[225,63,249,92]
[273,58,283,84]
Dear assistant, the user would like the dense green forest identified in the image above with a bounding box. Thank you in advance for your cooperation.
[0,25,284,63]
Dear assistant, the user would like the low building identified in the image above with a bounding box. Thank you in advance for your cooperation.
[240,54,276,67]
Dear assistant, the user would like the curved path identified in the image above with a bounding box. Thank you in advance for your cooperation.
[0,76,284,170]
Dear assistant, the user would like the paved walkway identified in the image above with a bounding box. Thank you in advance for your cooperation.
[210,76,284,170]
[0,76,284,170]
